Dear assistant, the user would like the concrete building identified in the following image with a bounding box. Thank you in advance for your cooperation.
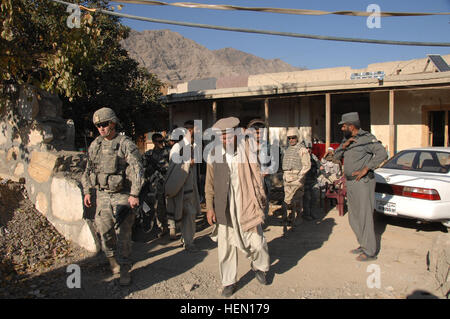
[163,54,450,157]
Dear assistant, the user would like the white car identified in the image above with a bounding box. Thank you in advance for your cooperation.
[374,147,450,228]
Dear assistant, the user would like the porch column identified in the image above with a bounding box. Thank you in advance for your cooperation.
[212,100,217,124]
[264,98,270,128]
[325,93,331,150]
[389,90,395,156]
[445,110,449,147]
[264,98,270,143]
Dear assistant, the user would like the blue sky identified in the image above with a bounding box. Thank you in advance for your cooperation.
[111,0,450,70]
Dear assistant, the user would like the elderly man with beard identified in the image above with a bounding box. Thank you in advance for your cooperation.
[205,117,270,297]
[333,112,387,262]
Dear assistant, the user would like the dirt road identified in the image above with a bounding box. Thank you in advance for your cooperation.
[15,203,446,300]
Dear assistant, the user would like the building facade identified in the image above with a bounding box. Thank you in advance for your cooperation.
[163,54,450,156]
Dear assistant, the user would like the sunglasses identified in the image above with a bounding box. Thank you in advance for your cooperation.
[287,136,297,140]
[154,140,164,144]
[95,121,110,128]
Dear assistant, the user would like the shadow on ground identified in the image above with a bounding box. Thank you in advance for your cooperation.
[229,204,338,294]
[2,213,216,299]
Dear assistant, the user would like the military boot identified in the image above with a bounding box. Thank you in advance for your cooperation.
[108,257,120,278]
[287,210,295,231]
[169,227,177,241]
[293,203,304,227]
[119,264,132,286]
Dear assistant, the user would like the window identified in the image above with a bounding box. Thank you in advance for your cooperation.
[437,152,450,167]
[418,151,449,173]
[382,151,416,170]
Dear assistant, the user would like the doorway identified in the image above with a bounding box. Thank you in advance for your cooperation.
[429,111,445,146]
[423,107,449,147]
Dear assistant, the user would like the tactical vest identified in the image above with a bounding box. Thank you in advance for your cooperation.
[282,144,303,171]
[88,135,129,192]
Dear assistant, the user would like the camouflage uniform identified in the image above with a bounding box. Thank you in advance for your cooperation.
[82,111,144,269]
[143,146,170,232]
[282,132,311,229]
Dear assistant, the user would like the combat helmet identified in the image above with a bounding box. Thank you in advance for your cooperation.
[92,107,120,125]
[286,127,298,137]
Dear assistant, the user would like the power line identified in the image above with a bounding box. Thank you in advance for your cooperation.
[51,0,450,47]
[116,0,450,17]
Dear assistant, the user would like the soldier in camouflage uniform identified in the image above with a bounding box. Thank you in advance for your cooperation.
[334,112,387,262]
[143,133,171,238]
[82,107,144,286]
[303,143,321,221]
[281,128,311,233]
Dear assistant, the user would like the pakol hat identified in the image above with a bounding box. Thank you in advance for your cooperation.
[338,112,360,126]
[212,117,240,132]
[247,118,266,129]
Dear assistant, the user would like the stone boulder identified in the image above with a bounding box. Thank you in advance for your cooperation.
[428,233,450,298]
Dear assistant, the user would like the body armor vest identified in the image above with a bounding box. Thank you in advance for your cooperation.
[282,144,303,171]
[89,135,128,192]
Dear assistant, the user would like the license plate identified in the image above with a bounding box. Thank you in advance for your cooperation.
[376,200,397,215]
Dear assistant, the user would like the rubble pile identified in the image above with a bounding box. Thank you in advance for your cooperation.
[0,179,78,298]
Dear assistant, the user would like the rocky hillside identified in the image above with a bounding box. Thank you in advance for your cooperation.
[121,29,303,85]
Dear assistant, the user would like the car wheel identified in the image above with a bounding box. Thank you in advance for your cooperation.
[441,220,450,228]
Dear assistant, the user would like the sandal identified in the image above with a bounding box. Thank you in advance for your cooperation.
[350,247,363,254]
[356,252,377,262]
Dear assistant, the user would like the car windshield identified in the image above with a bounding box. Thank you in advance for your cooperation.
[382,150,450,174]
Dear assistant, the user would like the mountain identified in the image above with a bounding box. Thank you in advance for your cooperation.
[121,29,304,85]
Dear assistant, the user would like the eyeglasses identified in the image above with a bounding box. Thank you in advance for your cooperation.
[95,121,110,128]
[287,136,297,140]
[154,140,164,144]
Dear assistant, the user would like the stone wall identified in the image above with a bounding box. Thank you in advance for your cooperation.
[0,85,100,253]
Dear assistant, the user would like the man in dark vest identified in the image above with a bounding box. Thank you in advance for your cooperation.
[333,112,387,262]
[303,143,321,220]
[82,107,144,286]
[143,132,171,238]
[205,117,269,297]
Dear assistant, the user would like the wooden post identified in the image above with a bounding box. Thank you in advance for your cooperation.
[389,90,395,156]
[264,98,270,143]
[212,100,217,125]
[264,98,269,127]
[445,110,449,147]
[325,93,331,150]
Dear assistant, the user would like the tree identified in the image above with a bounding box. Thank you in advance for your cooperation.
[1,0,166,146]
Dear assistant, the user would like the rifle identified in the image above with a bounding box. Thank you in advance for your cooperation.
[114,179,159,233]
[114,205,135,229]
[133,180,157,233]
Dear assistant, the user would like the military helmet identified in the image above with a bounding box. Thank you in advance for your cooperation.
[92,107,119,125]
[287,127,298,137]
